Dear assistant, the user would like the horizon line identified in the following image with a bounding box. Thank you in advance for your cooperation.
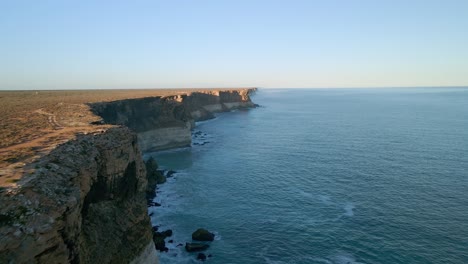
[1,85,468,92]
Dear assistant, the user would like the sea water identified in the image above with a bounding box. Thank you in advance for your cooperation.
[147,88,468,264]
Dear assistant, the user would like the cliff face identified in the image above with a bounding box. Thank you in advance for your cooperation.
[0,128,158,264]
[91,88,256,152]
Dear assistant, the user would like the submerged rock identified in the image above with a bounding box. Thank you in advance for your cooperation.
[192,228,215,241]
[185,243,209,252]
[197,253,207,261]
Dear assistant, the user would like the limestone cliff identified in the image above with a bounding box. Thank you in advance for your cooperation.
[90,88,256,152]
[0,128,158,264]
[0,88,256,264]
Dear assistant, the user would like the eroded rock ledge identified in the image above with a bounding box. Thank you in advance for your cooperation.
[0,88,256,263]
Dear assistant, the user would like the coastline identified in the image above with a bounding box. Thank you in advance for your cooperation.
[144,108,258,262]
[0,88,257,263]
[145,113,232,263]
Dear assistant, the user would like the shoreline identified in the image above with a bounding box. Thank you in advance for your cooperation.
[144,109,257,262]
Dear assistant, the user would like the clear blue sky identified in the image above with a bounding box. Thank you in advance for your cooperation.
[1,0,468,90]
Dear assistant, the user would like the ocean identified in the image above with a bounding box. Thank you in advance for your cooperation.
[147,88,468,264]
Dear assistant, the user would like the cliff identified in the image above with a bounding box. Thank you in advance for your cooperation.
[0,128,157,263]
[90,89,257,152]
[0,88,256,263]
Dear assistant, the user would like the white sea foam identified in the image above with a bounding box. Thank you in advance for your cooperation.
[297,189,313,198]
[343,203,355,217]
[263,256,288,264]
[318,194,334,205]
[195,116,218,126]
[308,257,333,263]
[330,251,364,264]
[212,231,222,241]
[259,246,288,264]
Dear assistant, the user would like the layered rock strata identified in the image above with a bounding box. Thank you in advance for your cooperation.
[90,89,256,152]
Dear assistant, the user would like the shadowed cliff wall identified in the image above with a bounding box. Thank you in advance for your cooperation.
[0,128,158,264]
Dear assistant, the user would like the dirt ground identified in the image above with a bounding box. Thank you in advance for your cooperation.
[0,88,247,186]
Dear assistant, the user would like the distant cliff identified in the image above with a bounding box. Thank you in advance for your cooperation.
[90,89,257,152]
[0,88,256,263]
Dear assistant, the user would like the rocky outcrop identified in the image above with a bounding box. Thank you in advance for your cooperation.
[0,128,158,264]
[90,88,257,152]
[192,228,215,241]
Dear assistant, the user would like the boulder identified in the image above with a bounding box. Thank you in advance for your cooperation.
[185,243,209,252]
[192,228,215,241]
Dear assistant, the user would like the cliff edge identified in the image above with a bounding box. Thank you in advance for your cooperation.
[90,89,257,152]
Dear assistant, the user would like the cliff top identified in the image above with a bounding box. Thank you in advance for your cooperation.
[0,88,255,187]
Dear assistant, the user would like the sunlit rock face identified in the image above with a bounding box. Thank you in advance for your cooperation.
[0,128,158,264]
[90,88,257,152]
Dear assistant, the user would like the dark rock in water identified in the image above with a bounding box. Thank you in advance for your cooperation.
[152,226,159,232]
[185,243,209,252]
[168,240,173,243]
[161,229,173,238]
[153,235,166,252]
[148,201,161,207]
[152,229,173,251]
[154,229,172,239]
[177,243,183,247]
[192,228,215,241]
[208,254,212,258]
[166,170,177,178]
[197,253,207,261]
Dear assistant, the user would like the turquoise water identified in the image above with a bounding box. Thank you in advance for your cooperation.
[148,88,468,264]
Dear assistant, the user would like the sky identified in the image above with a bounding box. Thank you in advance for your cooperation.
[1,0,468,90]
